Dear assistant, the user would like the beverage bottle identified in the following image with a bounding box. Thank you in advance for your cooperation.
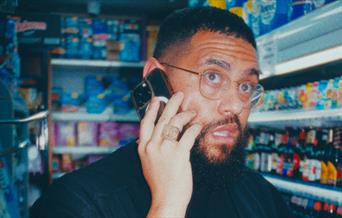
[294,128,305,179]
[245,133,256,170]
[285,128,295,177]
[308,129,320,182]
[260,0,289,35]
[334,127,342,187]
[311,129,322,183]
[277,131,288,176]
[320,128,329,185]
[266,131,275,173]
[327,128,339,186]
[302,129,314,182]
[313,199,323,218]
[260,130,270,173]
[289,0,314,21]
[271,131,281,175]
[337,196,342,217]
[253,129,261,172]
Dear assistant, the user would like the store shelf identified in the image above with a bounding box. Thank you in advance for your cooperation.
[257,1,342,79]
[51,59,145,68]
[248,107,342,128]
[51,109,139,122]
[53,146,118,155]
[263,174,342,203]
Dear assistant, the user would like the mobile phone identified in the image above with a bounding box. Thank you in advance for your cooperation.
[131,68,172,120]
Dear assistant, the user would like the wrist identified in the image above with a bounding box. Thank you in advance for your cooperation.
[148,201,188,218]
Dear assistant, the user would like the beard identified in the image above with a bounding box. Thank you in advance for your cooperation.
[190,114,248,191]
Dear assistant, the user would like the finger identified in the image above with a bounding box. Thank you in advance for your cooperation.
[167,111,197,133]
[161,111,197,147]
[178,124,203,152]
[139,97,160,151]
[150,91,184,145]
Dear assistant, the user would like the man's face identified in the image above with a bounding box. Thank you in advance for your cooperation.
[164,31,259,164]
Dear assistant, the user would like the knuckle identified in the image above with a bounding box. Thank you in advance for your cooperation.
[158,116,168,124]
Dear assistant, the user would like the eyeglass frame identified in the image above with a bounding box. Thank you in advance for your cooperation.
[160,62,264,109]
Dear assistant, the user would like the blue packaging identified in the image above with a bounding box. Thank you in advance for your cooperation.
[260,0,289,35]
[0,159,20,218]
[84,75,104,99]
[92,19,109,41]
[63,16,79,37]
[227,0,246,17]
[119,20,141,62]
[64,37,79,58]
[5,18,17,48]
[119,33,140,62]
[107,20,120,41]
[79,37,92,59]
[79,18,92,38]
[289,0,314,21]
[86,94,106,114]
[92,39,107,60]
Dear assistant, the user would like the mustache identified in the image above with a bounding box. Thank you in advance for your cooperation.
[199,114,242,138]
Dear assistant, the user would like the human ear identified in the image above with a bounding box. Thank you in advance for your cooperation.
[142,57,166,78]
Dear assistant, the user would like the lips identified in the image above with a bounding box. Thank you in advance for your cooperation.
[209,124,239,145]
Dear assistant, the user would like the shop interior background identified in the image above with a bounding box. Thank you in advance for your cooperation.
[0,0,341,217]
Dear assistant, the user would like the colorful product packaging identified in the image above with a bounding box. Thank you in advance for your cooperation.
[98,122,121,147]
[260,0,289,35]
[77,122,98,146]
[118,123,140,146]
[289,0,314,21]
[54,122,77,146]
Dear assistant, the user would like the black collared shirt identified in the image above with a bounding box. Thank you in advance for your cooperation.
[31,142,293,218]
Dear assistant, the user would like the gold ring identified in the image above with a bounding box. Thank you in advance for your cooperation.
[162,124,180,141]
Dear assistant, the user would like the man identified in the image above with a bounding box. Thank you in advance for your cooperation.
[31,7,292,218]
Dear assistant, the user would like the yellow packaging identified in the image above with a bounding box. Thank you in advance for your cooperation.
[208,0,226,9]
[320,161,328,184]
[327,161,337,185]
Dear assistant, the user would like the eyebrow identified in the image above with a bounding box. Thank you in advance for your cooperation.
[248,68,262,77]
[203,58,231,71]
[204,58,262,78]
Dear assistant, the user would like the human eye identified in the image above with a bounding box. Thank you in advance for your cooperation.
[239,82,256,95]
[202,71,223,87]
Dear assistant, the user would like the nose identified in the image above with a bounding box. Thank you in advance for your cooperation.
[217,90,244,116]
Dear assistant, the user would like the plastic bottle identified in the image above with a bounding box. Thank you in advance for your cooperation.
[289,0,314,21]
[260,0,289,35]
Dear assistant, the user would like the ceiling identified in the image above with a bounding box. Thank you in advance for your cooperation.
[16,0,188,21]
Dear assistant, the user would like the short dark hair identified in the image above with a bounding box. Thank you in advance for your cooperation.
[153,7,256,59]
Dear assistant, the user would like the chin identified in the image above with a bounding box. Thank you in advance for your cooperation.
[199,142,234,164]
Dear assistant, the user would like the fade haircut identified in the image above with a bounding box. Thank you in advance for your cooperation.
[153,7,256,59]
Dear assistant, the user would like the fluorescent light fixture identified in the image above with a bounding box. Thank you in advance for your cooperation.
[275,45,342,75]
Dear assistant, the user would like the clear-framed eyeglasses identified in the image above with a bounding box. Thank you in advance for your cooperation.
[161,62,264,109]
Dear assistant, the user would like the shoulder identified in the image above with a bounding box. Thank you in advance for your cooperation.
[31,141,147,218]
[236,168,294,218]
[58,141,143,191]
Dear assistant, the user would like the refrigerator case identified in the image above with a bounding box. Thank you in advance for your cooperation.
[0,80,48,218]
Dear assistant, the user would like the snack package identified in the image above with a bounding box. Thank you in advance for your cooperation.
[54,122,76,146]
[118,123,140,146]
[77,122,98,146]
[98,122,121,147]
